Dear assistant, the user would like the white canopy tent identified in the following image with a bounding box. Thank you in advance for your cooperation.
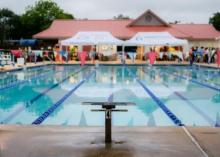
[124,32,188,46]
[60,31,124,46]
[124,32,189,59]
[60,31,124,57]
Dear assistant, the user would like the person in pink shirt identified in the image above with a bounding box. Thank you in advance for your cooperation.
[217,48,220,68]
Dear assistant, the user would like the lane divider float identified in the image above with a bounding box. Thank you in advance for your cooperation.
[0,66,89,124]
[127,68,183,126]
[32,68,96,125]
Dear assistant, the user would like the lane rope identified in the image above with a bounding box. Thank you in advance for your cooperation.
[164,68,220,92]
[126,67,183,126]
[32,68,96,125]
[0,68,57,91]
[142,66,210,157]
[142,67,216,127]
[0,66,89,124]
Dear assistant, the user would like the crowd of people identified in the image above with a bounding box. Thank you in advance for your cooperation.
[1,45,220,67]
[142,46,220,67]
[156,46,183,62]
[189,47,220,64]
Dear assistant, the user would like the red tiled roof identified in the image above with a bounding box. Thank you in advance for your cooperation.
[33,19,220,40]
[33,20,133,39]
[171,24,220,40]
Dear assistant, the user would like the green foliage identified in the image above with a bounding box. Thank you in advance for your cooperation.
[0,8,23,42]
[209,12,220,31]
[113,14,130,20]
[0,8,14,18]
[0,0,74,41]
[21,0,74,38]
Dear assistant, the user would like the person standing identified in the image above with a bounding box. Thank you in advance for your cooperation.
[208,47,212,64]
[199,47,204,62]
[211,48,216,63]
[90,47,96,64]
[193,46,198,62]
[189,47,194,65]
[159,47,164,61]
[203,47,208,63]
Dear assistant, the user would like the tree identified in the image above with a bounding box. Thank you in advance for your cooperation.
[113,14,130,20]
[209,12,220,31]
[169,20,181,24]
[21,0,74,38]
[0,8,23,43]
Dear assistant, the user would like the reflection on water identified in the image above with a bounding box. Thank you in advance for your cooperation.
[0,78,54,109]
[0,65,220,126]
[0,66,54,88]
[212,94,220,103]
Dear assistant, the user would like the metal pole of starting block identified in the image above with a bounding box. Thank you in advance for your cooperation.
[105,109,112,143]
[83,102,135,144]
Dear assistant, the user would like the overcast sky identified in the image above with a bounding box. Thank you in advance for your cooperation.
[0,0,220,23]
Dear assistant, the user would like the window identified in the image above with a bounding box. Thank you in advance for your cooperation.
[145,14,152,22]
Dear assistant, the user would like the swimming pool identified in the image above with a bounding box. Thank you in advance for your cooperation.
[0,65,219,126]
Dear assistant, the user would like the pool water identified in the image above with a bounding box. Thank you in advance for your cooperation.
[0,65,219,126]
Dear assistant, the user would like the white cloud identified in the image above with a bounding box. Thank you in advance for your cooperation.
[0,0,219,23]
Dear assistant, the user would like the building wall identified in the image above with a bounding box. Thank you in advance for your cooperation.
[132,13,165,26]
[189,40,220,48]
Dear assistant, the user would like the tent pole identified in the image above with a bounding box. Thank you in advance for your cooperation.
[12,54,15,66]
[34,52,36,64]
[141,46,144,62]
[66,46,68,63]
[122,45,125,64]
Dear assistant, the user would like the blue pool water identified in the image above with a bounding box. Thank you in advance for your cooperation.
[0,65,219,126]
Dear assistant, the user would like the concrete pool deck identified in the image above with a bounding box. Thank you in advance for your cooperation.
[0,125,219,157]
[0,60,219,72]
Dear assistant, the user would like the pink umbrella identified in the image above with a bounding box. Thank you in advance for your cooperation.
[11,50,22,57]
[217,50,220,67]
[148,51,156,65]
[79,51,87,66]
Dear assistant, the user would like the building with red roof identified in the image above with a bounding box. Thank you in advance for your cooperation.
[33,10,220,48]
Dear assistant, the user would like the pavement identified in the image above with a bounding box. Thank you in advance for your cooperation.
[0,125,220,157]
[0,60,219,73]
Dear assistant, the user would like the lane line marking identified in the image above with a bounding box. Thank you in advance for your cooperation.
[32,69,96,125]
[0,66,88,124]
